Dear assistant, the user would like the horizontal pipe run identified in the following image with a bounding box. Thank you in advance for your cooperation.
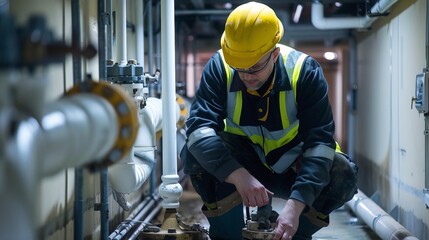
[110,194,162,240]
[346,189,418,240]
[40,94,118,176]
[311,0,398,30]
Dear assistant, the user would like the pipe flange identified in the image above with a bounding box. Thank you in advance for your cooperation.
[65,80,138,168]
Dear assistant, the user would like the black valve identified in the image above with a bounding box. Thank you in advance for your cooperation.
[0,13,96,71]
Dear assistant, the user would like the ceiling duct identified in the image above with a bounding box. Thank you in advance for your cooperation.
[311,0,398,30]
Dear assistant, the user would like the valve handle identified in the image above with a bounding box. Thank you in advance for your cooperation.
[411,97,417,109]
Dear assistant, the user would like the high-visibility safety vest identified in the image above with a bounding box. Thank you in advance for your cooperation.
[219,45,337,173]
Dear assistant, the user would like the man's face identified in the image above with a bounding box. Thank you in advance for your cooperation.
[234,48,279,90]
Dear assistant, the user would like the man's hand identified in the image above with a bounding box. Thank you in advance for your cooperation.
[225,167,274,207]
[273,199,306,240]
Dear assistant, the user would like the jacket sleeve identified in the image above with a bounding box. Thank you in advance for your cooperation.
[289,56,337,206]
[185,52,242,181]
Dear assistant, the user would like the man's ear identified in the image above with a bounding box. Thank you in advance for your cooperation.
[273,47,281,62]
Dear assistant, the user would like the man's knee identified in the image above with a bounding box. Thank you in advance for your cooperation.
[329,153,359,202]
[313,153,358,214]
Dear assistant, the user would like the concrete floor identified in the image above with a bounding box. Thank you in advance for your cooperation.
[176,182,381,240]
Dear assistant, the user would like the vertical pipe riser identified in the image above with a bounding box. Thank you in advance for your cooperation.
[159,0,182,209]
[71,0,83,238]
[98,0,109,239]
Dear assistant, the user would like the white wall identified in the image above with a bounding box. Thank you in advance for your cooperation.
[355,0,428,237]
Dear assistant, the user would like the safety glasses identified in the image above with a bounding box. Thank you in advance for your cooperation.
[232,50,274,75]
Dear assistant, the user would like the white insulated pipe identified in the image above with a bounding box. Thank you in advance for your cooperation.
[159,0,183,209]
[116,0,127,65]
[346,189,418,240]
[311,0,398,30]
[135,0,144,66]
[0,93,121,240]
[312,2,368,29]
[371,0,398,16]
[108,97,162,193]
[39,94,118,176]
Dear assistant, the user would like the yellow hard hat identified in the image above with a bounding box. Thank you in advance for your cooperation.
[221,1,284,69]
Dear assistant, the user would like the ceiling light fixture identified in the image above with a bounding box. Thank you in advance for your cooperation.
[324,51,337,61]
[293,4,303,23]
[224,3,232,9]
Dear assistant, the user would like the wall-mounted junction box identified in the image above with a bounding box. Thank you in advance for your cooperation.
[414,72,429,114]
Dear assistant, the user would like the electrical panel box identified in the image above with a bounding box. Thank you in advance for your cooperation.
[415,72,429,114]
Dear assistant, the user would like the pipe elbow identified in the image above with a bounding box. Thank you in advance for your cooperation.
[108,154,153,193]
[311,2,370,30]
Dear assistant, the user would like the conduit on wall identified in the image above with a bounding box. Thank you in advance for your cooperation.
[346,189,418,240]
[311,0,398,30]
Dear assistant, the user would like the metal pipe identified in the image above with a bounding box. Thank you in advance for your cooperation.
[159,0,182,209]
[100,169,110,239]
[175,9,231,15]
[109,196,152,239]
[424,0,429,205]
[98,0,110,239]
[72,0,82,84]
[106,0,113,60]
[127,195,162,240]
[136,0,144,68]
[149,0,161,194]
[154,0,162,96]
[312,1,368,29]
[73,169,84,240]
[127,174,188,239]
[346,189,418,240]
[40,95,119,175]
[426,0,429,72]
[71,0,83,238]
[98,0,107,80]
[4,80,122,237]
[114,194,162,240]
[111,172,188,239]
[116,0,127,65]
[36,95,124,173]
[147,0,153,73]
[424,116,428,199]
